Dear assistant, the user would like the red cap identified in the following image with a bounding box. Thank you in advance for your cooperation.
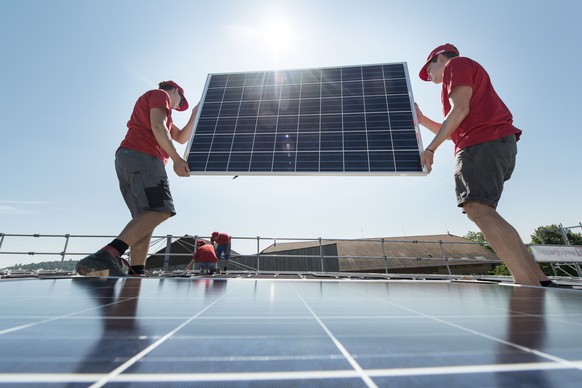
[419,43,459,81]
[159,80,189,111]
[196,240,206,247]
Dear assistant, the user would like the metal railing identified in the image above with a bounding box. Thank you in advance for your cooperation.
[1,232,499,274]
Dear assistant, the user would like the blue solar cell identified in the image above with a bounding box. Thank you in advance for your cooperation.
[321,82,342,97]
[320,115,342,131]
[362,65,384,80]
[207,152,229,171]
[387,95,413,111]
[321,98,342,114]
[320,152,344,171]
[191,134,212,151]
[344,151,369,171]
[382,64,405,78]
[185,63,426,175]
[344,131,368,151]
[321,132,343,150]
[300,83,321,98]
[342,81,364,97]
[370,151,396,171]
[210,135,233,152]
[208,74,228,88]
[296,151,319,171]
[226,74,246,87]
[273,151,296,171]
[342,97,364,113]
[228,153,251,171]
[250,152,273,171]
[297,132,319,151]
[220,102,240,116]
[321,68,342,82]
[302,69,321,83]
[341,67,363,81]
[364,96,389,112]
[368,131,393,150]
[231,134,254,152]
[223,87,243,101]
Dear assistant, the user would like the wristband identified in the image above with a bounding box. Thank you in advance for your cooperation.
[425,148,435,153]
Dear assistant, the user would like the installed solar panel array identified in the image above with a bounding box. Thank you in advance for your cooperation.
[185,63,426,175]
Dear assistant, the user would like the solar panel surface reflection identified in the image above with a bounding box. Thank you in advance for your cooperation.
[185,63,426,175]
[2,277,582,386]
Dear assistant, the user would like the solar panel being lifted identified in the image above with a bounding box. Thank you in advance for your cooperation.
[184,63,427,175]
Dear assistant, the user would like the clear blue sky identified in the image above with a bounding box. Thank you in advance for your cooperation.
[1,0,580,266]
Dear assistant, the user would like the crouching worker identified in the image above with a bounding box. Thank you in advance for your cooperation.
[184,240,218,275]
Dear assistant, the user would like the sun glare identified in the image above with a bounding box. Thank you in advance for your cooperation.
[261,18,295,53]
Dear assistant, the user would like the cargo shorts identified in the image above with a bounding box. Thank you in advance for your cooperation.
[115,148,176,217]
[454,135,517,209]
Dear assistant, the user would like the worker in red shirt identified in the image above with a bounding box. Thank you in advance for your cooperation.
[211,231,231,273]
[76,80,199,277]
[184,240,218,275]
[416,43,551,287]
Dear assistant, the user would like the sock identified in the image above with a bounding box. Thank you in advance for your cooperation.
[107,239,129,257]
[130,265,145,274]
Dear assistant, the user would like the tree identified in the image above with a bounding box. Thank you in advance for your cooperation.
[464,231,511,275]
[531,225,582,277]
[466,225,582,278]
[463,231,493,252]
[531,225,582,245]
[2,259,78,271]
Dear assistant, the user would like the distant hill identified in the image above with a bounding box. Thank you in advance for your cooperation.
[2,259,78,271]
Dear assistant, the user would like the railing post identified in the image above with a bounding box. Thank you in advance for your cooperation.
[440,241,452,275]
[0,233,5,252]
[163,235,172,272]
[60,234,70,262]
[256,236,260,272]
[319,237,324,272]
[381,239,388,274]
[559,223,571,245]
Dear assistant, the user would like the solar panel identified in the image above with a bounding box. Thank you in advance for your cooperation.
[184,63,427,176]
[3,277,582,386]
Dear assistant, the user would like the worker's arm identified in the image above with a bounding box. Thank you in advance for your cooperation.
[420,85,472,173]
[150,107,190,177]
[170,102,199,144]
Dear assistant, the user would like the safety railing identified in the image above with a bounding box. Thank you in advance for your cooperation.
[1,232,500,275]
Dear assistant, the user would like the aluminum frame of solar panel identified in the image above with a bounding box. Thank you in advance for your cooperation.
[184,63,427,176]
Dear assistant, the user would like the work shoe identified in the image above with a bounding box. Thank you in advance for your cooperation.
[76,249,129,277]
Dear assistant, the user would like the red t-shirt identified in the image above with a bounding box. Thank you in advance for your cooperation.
[194,244,218,263]
[441,57,521,153]
[119,89,174,163]
[212,233,231,246]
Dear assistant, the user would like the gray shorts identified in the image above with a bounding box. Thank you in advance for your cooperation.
[454,135,517,209]
[115,148,176,217]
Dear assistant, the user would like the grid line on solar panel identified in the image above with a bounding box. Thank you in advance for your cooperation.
[185,63,425,175]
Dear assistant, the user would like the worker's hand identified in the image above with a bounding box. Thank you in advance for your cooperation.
[420,149,434,173]
[173,157,190,177]
[414,103,425,126]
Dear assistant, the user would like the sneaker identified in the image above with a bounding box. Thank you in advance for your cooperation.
[76,249,129,277]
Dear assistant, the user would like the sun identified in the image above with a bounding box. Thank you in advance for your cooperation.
[261,17,295,53]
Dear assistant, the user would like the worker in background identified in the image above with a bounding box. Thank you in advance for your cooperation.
[184,240,218,275]
[211,231,232,273]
